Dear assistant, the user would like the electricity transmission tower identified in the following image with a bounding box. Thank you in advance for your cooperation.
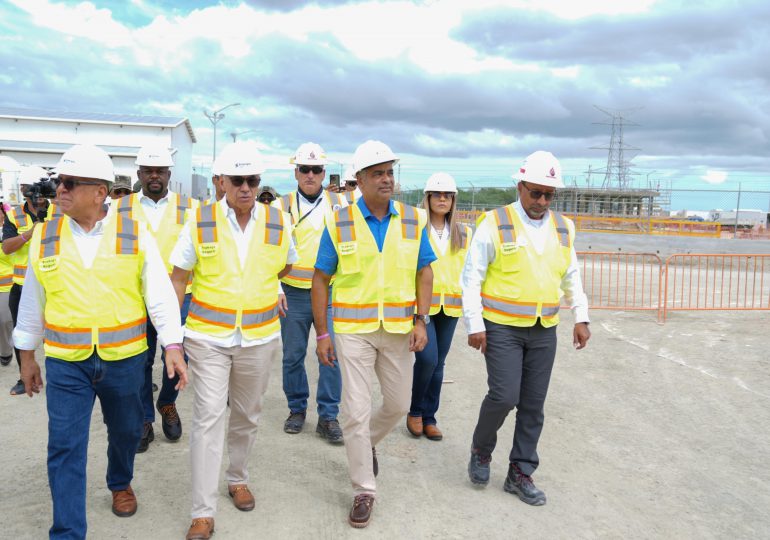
[590,105,642,190]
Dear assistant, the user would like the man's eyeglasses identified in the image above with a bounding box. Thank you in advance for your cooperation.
[55,178,104,191]
[227,175,261,188]
[110,189,132,197]
[521,182,555,201]
[428,191,454,199]
[258,194,275,204]
[298,165,324,175]
[345,181,357,188]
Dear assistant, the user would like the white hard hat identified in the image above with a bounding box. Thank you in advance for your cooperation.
[55,144,114,183]
[135,144,174,167]
[424,172,457,193]
[352,140,398,174]
[214,141,266,176]
[18,165,49,186]
[513,150,564,188]
[342,166,356,182]
[292,142,327,166]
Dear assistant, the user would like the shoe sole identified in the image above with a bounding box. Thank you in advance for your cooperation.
[112,505,137,517]
[228,493,255,512]
[187,527,215,540]
[316,425,344,445]
[503,481,546,506]
[284,426,303,434]
[348,517,370,529]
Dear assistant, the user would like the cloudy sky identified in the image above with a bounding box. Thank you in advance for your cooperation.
[1,0,768,198]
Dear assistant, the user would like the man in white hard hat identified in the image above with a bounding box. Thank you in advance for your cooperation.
[341,165,361,204]
[169,141,297,540]
[2,165,52,395]
[113,144,199,452]
[272,142,346,443]
[463,150,590,506]
[14,144,186,538]
[311,140,435,528]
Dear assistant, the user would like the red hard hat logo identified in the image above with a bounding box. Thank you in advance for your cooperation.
[549,167,555,177]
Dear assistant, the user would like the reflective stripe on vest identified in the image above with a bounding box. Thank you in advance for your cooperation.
[189,297,237,328]
[12,208,29,229]
[49,205,64,219]
[493,206,516,244]
[99,318,147,347]
[116,216,139,255]
[0,274,13,287]
[551,211,570,248]
[177,197,192,225]
[40,218,64,258]
[13,265,26,279]
[242,302,280,329]
[285,266,314,282]
[400,203,419,240]
[345,191,355,204]
[44,323,92,350]
[481,294,539,318]
[264,206,285,246]
[196,204,218,243]
[383,301,415,321]
[332,302,379,323]
[335,205,356,243]
[278,194,291,212]
[443,293,462,308]
[116,194,133,217]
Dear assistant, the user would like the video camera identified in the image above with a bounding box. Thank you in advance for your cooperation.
[24,177,58,206]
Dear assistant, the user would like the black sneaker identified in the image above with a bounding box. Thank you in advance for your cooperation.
[316,419,344,444]
[372,447,378,477]
[0,355,12,366]
[504,463,546,506]
[283,411,306,434]
[468,449,491,486]
[9,379,25,396]
[136,422,154,453]
[157,403,182,441]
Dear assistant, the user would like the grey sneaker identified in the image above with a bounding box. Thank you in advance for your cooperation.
[504,463,546,506]
[316,419,344,444]
[283,411,306,434]
[468,450,491,486]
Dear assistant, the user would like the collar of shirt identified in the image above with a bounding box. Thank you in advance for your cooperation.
[513,200,548,228]
[137,191,171,208]
[68,213,108,237]
[357,197,399,221]
[219,196,260,223]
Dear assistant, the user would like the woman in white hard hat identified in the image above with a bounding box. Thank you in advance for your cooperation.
[407,172,472,441]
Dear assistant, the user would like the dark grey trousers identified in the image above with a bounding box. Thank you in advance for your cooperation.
[471,319,557,476]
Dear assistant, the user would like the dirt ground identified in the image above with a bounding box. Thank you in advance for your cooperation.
[1,309,768,539]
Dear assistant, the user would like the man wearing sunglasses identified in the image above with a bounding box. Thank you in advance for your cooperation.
[14,144,186,538]
[2,165,52,395]
[112,144,199,453]
[462,150,590,506]
[271,142,347,443]
[341,165,361,205]
[169,141,297,540]
[110,174,133,200]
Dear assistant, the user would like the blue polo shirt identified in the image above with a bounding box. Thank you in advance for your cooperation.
[315,198,436,276]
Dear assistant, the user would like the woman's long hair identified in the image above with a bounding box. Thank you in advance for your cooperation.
[422,192,464,253]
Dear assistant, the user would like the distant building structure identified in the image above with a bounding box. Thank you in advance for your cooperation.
[0,106,197,197]
[552,186,663,217]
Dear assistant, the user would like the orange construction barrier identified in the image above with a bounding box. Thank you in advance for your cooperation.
[566,215,721,238]
[662,254,770,321]
[574,252,663,315]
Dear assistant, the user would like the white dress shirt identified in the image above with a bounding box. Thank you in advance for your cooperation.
[429,219,450,257]
[136,191,173,232]
[13,212,184,351]
[170,198,298,347]
[461,201,590,335]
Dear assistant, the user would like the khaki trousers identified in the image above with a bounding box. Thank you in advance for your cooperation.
[0,291,13,358]
[186,336,279,519]
[336,328,413,496]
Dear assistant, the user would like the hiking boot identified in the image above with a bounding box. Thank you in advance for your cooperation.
[468,449,491,486]
[283,411,306,434]
[157,402,182,441]
[316,418,344,444]
[136,422,154,453]
[504,463,546,506]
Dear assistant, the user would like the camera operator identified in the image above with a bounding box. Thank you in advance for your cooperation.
[1,165,52,395]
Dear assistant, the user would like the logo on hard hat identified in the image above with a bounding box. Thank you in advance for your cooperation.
[520,168,526,174]
[235,162,251,168]
[549,167,555,177]
[309,151,316,159]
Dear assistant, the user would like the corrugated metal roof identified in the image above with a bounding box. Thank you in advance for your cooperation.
[0,106,197,143]
[0,139,145,157]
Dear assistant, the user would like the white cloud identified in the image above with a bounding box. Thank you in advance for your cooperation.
[701,169,728,184]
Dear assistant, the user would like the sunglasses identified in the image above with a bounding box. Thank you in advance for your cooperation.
[258,194,275,203]
[55,178,104,191]
[227,175,261,188]
[521,182,555,201]
[345,181,357,188]
[111,188,132,197]
[429,191,454,199]
[298,165,324,175]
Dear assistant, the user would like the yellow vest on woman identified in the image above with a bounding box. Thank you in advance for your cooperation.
[480,204,572,328]
[330,201,427,334]
[30,214,148,361]
[429,224,472,317]
[0,246,13,292]
[186,202,290,339]
[273,190,343,288]
[7,206,36,286]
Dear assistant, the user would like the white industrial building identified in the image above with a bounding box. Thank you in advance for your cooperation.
[0,106,199,198]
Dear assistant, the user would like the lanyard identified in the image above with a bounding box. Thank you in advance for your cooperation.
[295,191,324,226]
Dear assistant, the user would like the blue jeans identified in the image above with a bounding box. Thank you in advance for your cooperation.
[142,293,190,421]
[279,284,340,420]
[46,351,145,540]
[409,310,459,425]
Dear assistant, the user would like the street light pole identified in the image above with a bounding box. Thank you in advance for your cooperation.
[203,102,241,165]
[469,181,476,211]
[230,129,259,142]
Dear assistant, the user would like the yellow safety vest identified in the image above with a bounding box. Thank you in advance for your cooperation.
[29,214,148,361]
[47,203,64,220]
[330,201,427,334]
[429,224,472,317]
[0,242,13,293]
[273,190,343,288]
[343,190,360,205]
[114,192,198,293]
[186,202,291,340]
[480,205,573,328]
[7,206,35,286]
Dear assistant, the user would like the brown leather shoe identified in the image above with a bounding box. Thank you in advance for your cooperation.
[406,415,423,437]
[111,486,137,517]
[186,518,215,540]
[348,494,375,528]
[423,424,443,441]
[228,484,255,511]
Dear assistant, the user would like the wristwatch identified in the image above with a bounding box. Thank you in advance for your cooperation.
[414,314,431,325]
